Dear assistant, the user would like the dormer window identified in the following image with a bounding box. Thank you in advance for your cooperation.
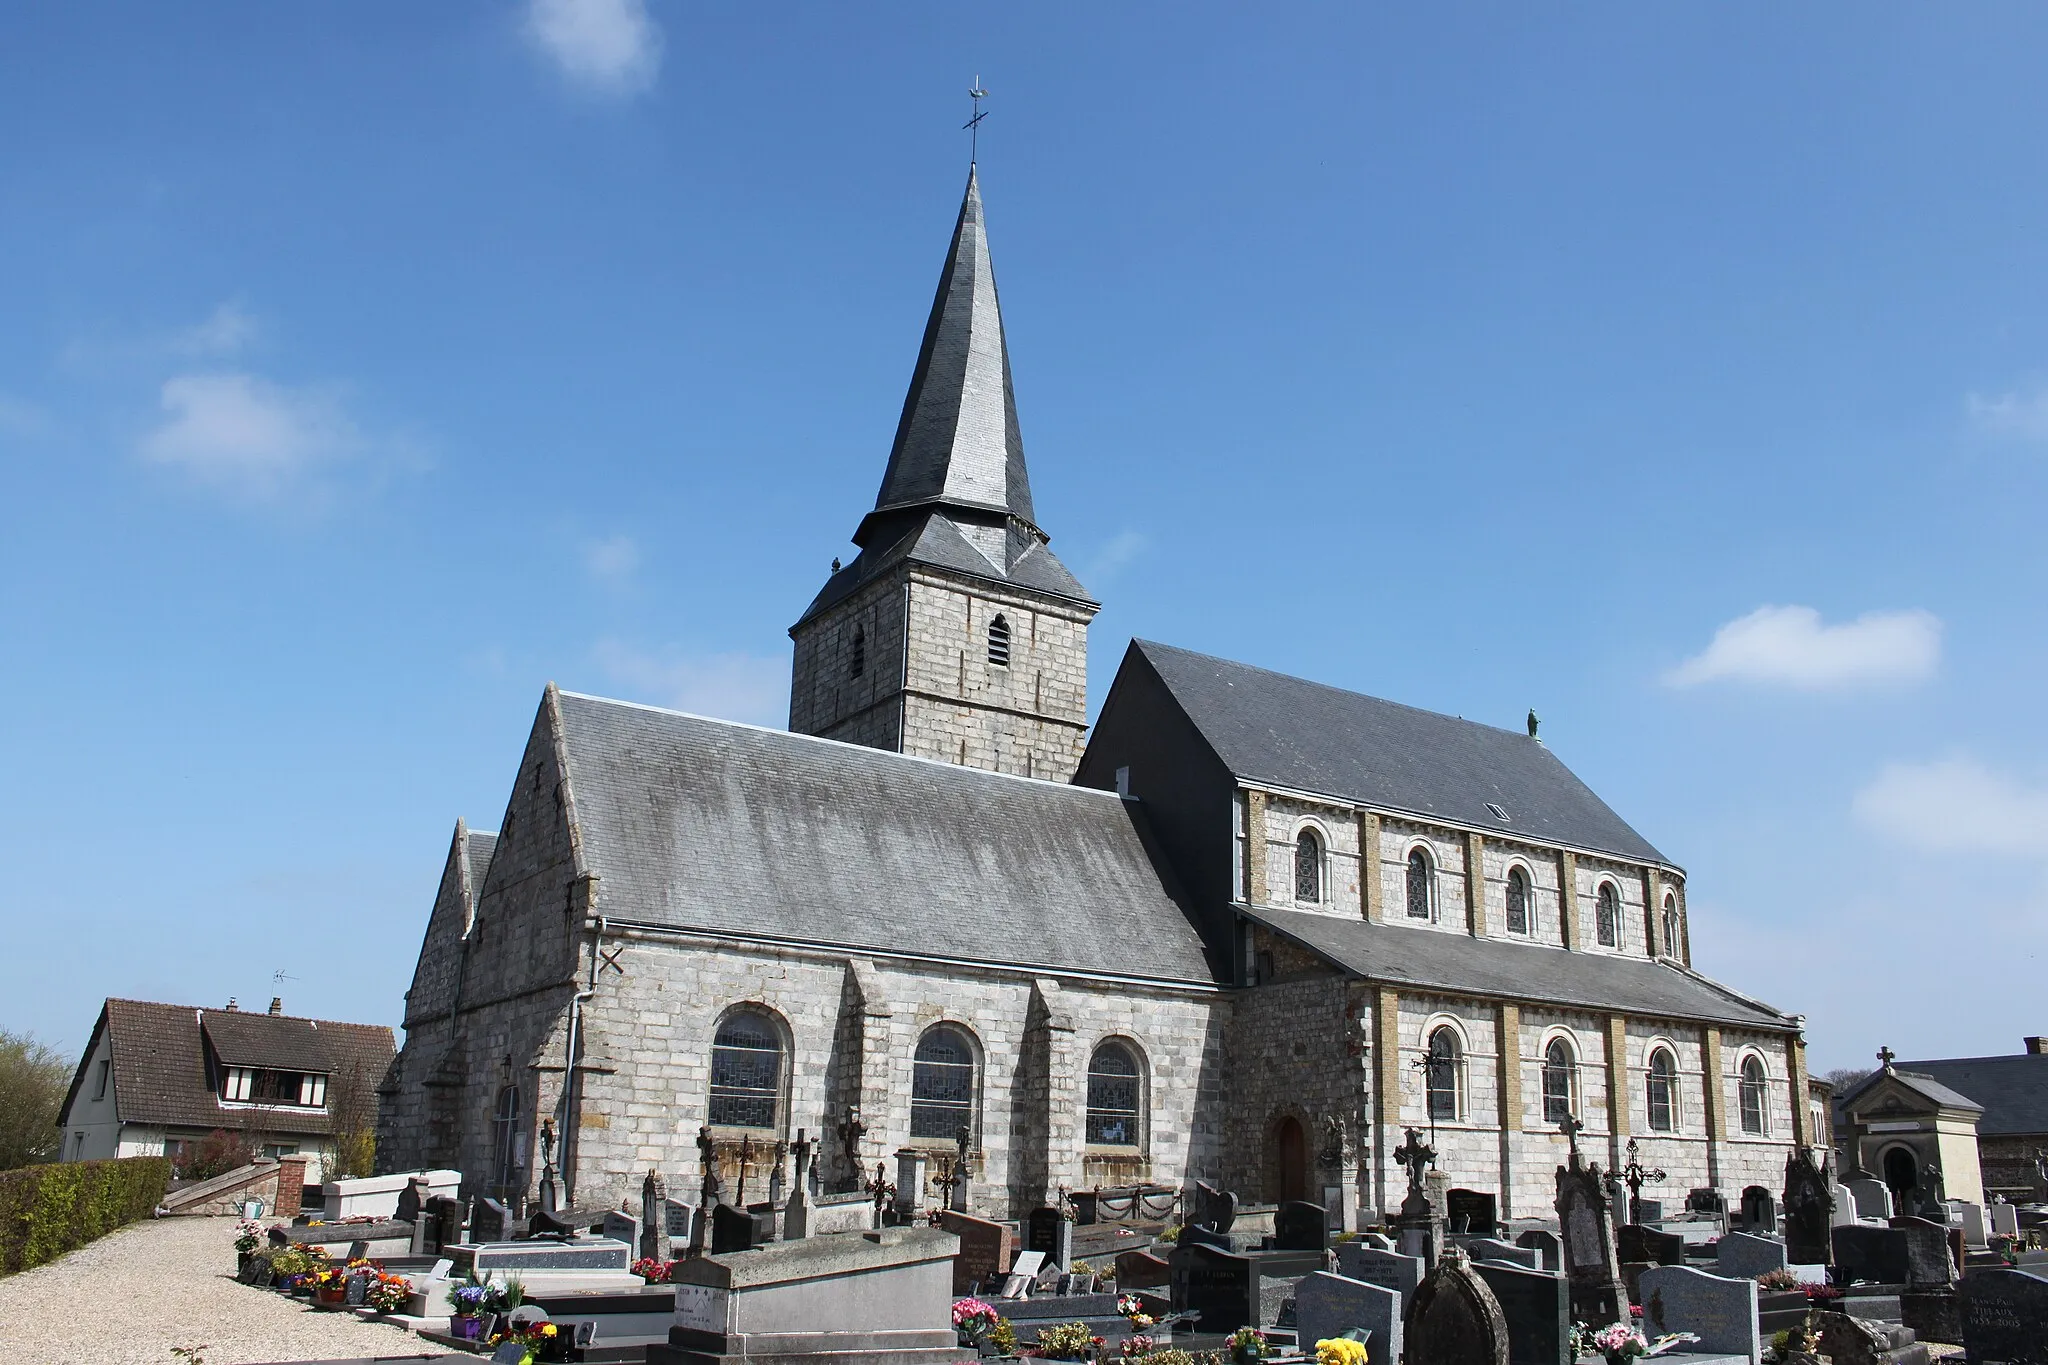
[987,614,1011,667]
[221,1066,327,1108]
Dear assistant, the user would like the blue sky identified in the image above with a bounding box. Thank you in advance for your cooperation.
[3,3,2045,1075]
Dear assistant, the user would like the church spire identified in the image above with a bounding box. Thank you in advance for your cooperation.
[856,166,1035,549]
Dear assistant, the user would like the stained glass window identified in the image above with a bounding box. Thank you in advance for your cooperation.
[1426,1027,1461,1121]
[1294,829,1323,903]
[1647,1048,1677,1132]
[1739,1057,1767,1135]
[1406,849,1433,919]
[1506,867,1530,935]
[1086,1042,1142,1147]
[1596,883,1620,947]
[709,1012,783,1130]
[911,1026,976,1140]
[1542,1039,1575,1124]
[987,614,1011,667]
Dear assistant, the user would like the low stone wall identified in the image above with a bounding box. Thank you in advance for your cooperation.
[162,1156,307,1218]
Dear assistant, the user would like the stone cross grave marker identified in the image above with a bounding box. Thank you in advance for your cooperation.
[1405,1253,1510,1365]
[1639,1265,1760,1363]
[784,1130,814,1241]
[1469,1259,1569,1365]
[1295,1271,1401,1365]
[1555,1150,1625,1327]
[1715,1231,1788,1280]
[1333,1243,1424,1315]
[1960,1267,2048,1365]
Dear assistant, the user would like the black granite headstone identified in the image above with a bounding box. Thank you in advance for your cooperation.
[1782,1149,1833,1266]
[426,1195,465,1254]
[473,1197,514,1243]
[1960,1268,2048,1365]
[1686,1188,1726,1217]
[1170,1241,1256,1334]
[1179,1223,1237,1253]
[1274,1201,1329,1252]
[1513,1229,1561,1273]
[1447,1188,1498,1236]
[1614,1224,1684,1266]
[1470,1261,1568,1365]
[1192,1181,1239,1233]
[710,1202,759,1255]
[1027,1206,1074,1269]
[1832,1224,1910,1285]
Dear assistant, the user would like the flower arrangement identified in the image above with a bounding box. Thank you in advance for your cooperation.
[1035,1321,1104,1360]
[486,1319,562,1365]
[1226,1327,1270,1364]
[233,1219,265,1255]
[447,1283,490,1319]
[633,1258,679,1283]
[1118,1335,1155,1357]
[1583,1323,1647,1361]
[482,1278,527,1314]
[1755,1268,1799,1290]
[1115,1294,1156,1328]
[1800,1282,1843,1303]
[365,1274,412,1314]
[1129,1351,1192,1365]
[954,1297,1001,1347]
[1314,1337,1368,1365]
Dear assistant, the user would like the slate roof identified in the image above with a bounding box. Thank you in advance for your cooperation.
[552,691,1218,985]
[464,829,498,901]
[61,999,396,1137]
[1132,641,1669,864]
[796,168,1090,628]
[1846,1057,2047,1132]
[1241,905,1796,1031]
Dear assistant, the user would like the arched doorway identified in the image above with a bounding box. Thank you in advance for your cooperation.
[1882,1146,1920,1211]
[1275,1116,1308,1203]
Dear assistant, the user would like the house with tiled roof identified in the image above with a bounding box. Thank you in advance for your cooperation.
[57,996,395,1185]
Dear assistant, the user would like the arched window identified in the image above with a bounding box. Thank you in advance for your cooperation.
[1406,848,1434,920]
[850,625,866,679]
[490,1085,522,1194]
[1595,883,1620,948]
[1739,1056,1768,1136]
[1085,1041,1143,1147]
[1661,894,1680,957]
[1505,866,1531,936]
[987,614,1011,667]
[1294,828,1323,903]
[1542,1038,1576,1124]
[709,1010,784,1131]
[1425,1026,1462,1121]
[1647,1047,1678,1132]
[911,1025,977,1140]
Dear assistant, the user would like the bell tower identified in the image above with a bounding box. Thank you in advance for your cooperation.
[788,168,1097,780]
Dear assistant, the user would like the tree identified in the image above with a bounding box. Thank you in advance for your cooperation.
[1821,1066,1872,1094]
[0,1030,72,1170]
[324,1058,378,1180]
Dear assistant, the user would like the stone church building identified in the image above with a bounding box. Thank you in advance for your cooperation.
[380,169,1813,1225]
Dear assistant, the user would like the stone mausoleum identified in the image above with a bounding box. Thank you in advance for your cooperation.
[379,167,1813,1225]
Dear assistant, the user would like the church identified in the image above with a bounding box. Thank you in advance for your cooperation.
[378,167,1812,1228]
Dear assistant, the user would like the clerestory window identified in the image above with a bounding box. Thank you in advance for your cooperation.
[1295,828,1323,903]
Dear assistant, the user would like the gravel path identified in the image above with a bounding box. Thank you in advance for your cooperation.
[0,1216,444,1365]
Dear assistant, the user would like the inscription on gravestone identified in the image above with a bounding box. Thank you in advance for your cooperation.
[1293,1271,1402,1365]
[1170,1242,1256,1334]
[1026,1206,1073,1270]
[1446,1188,1497,1236]
[940,1210,1010,1296]
[1960,1267,2048,1365]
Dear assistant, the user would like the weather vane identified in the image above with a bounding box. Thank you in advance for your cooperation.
[964,78,989,163]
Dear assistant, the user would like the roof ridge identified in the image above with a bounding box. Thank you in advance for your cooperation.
[555,688,1123,798]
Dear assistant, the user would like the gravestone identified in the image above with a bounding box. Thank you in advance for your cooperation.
[1295,1271,1401,1365]
[939,1209,1010,1295]
[1333,1243,1424,1313]
[710,1202,761,1255]
[1615,1224,1685,1266]
[1715,1231,1789,1280]
[1192,1180,1239,1233]
[1357,1232,1395,1251]
[1960,1267,2048,1365]
[893,1149,927,1220]
[1116,1250,1170,1289]
[664,1198,693,1245]
[1170,1241,1257,1333]
[1783,1147,1834,1265]
[1405,1254,1510,1365]
[1556,1151,1626,1327]
[395,1174,431,1225]
[1831,1184,1862,1228]
[783,1132,814,1241]
[1463,1237,1536,1268]
[602,1209,641,1253]
[1469,1260,1568,1365]
[1275,1201,1330,1252]
[1687,1188,1727,1218]
[1638,1265,1760,1363]
[1833,1224,1910,1285]
[1891,1216,1956,1288]
[1448,1188,1497,1236]
[1957,1201,1988,1247]
[344,1271,371,1307]
[1635,1200,1663,1223]
[1000,1250,1047,1300]
[426,1195,465,1254]
[1738,1186,1777,1234]
[1992,1201,2021,1238]
[1026,1206,1073,1270]
[1514,1229,1561,1273]
[641,1171,672,1263]
[1847,1178,1894,1222]
[1180,1223,1237,1252]
[473,1197,514,1243]
[1259,1274,1302,1330]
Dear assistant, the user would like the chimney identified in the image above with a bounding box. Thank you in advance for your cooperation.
[225,997,238,1012]
[268,997,283,1016]
[2025,1037,2048,1056]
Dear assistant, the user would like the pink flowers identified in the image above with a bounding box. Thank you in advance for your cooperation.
[952,1298,1000,1333]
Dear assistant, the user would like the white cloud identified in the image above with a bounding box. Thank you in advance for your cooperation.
[1853,757,2048,858]
[140,372,365,498]
[583,534,641,584]
[523,0,663,97]
[1079,529,1148,587]
[174,302,258,357]
[1966,381,2048,444]
[592,640,789,728]
[1664,605,1941,691]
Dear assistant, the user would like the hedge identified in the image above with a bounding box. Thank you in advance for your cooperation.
[0,1156,170,1277]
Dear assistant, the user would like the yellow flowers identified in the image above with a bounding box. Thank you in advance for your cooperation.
[1315,1338,1368,1365]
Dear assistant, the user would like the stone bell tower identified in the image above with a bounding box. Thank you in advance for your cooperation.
[788,167,1097,781]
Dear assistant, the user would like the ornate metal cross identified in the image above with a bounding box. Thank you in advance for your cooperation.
[1877,1046,1897,1070]
[1393,1126,1437,1195]
[863,1161,897,1223]
[1621,1137,1666,1224]
[963,80,989,161]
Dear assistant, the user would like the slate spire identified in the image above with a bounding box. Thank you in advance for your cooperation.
[857,166,1035,547]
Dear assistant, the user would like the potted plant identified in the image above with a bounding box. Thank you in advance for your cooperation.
[1581,1323,1648,1365]
[312,1267,350,1307]
[1034,1322,1102,1362]
[365,1274,412,1316]
[486,1319,566,1365]
[1227,1327,1270,1365]
[233,1219,263,1275]
[953,1297,1000,1353]
[448,1282,490,1339]
[1313,1337,1367,1365]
